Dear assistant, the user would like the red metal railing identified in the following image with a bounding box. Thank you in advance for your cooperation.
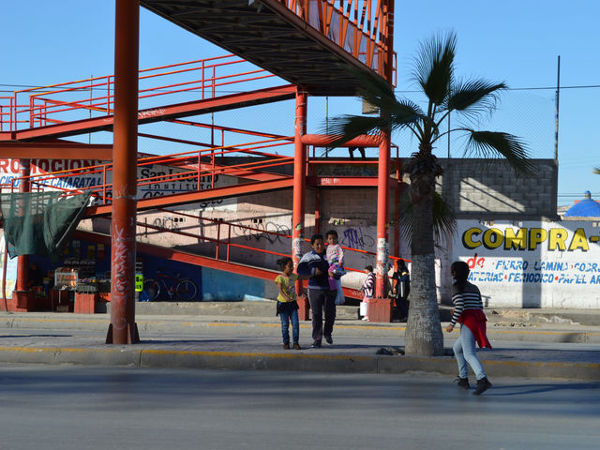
[9,137,295,202]
[137,207,409,275]
[0,97,14,132]
[2,138,408,289]
[0,55,277,132]
[7,134,403,201]
[279,0,396,84]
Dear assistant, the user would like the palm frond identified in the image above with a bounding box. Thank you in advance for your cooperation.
[322,114,388,149]
[388,99,426,135]
[396,189,456,245]
[446,79,506,121]
[413,32,457,105]
[431,191,456,239]
[464,130,534,174]
[396,188,414,244]
[322,100,425,148]
[353,69,398,112]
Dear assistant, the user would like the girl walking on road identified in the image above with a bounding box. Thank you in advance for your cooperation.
[446,261,493,395]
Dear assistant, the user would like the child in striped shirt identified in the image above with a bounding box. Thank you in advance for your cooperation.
[360,265,376,321]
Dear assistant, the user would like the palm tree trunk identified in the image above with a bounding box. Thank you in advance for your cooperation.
[405,252,444,355]
[404,155,444,356]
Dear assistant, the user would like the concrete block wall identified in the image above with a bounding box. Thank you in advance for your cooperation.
[438,158,558,219]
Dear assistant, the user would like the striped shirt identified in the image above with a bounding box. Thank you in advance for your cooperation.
[450,282,484,326]
[361,272,376,298]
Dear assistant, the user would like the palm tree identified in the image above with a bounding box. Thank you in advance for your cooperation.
[326,32,532,356]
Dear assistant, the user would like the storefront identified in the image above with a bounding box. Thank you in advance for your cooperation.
[451,219,600,308]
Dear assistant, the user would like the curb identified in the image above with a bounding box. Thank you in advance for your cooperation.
[0,345,598,381]
[4,316,600,344]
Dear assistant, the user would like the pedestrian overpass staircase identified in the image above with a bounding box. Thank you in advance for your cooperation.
[0,0,397,300]
[8,137,392,299]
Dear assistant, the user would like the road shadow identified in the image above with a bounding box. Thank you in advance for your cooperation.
[139,339,246,345]
[484,382,600,397]
[479,347,600,363]
[0,334,72,338]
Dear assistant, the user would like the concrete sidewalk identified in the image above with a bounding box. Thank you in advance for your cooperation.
[0,309,599,381]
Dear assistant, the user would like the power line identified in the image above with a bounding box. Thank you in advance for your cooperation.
[507,84,600,91]
[393,84,600,94]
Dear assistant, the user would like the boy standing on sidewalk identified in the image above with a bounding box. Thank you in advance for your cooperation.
[297,234,336,348]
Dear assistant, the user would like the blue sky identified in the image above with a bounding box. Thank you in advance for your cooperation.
[2,1,598,205]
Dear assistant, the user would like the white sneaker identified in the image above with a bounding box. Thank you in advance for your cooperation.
[362,317,369,321]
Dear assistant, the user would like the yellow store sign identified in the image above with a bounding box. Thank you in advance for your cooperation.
[462,227,599,252]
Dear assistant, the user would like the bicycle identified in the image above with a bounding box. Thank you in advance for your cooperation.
[141,270,199,301]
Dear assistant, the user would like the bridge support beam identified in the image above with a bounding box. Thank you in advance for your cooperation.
[292,89,308,319]
[13,159,35,310]
[106,0,140,344]
[375,0,395,301]
[300,134,380,147]
[375,128,391,299]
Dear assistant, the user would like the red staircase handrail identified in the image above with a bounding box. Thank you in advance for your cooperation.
[0,55,278,133]
[10,137,295,201]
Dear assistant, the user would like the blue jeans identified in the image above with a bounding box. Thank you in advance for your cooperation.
[453,324,487,380]
[280,308,299,344]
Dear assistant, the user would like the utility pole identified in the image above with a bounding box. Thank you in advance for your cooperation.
[447,111,451,158]
[554,55,561,162]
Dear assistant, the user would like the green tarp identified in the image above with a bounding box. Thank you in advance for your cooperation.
[0,191,92,259]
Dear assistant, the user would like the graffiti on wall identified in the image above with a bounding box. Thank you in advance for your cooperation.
[232,220,291,244]
[340,226,375,250]
[152,216,185,231]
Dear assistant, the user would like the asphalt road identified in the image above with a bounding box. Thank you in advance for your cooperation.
[1,325,600,363]
[0,365,598,450]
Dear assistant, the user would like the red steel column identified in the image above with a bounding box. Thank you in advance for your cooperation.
[15,159,31,292]
[375,0,395,298]
[314,189,320,234]
[393,179,401,259]
[107,0,140,344]
[292,89,308,317]
[375,130,391,298]
[393,157,402,259]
